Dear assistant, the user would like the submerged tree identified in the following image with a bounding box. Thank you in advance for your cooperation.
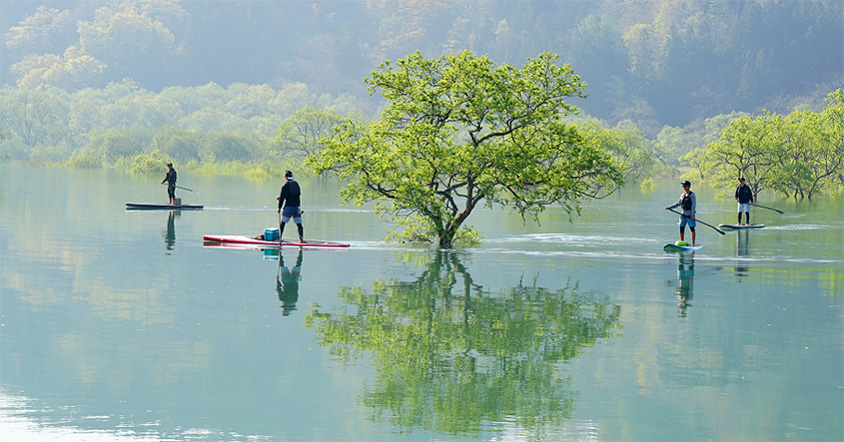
[682,90,844,200]
[700,112,778,198]
[308,51,623,247]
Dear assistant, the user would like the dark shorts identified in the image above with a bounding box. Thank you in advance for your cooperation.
[281,206,302,224]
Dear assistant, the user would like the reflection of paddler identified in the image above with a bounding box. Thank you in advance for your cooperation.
[164,211,176,252]
[675,254,694,314]
[736,229,749,256]
[277,249,303,316]
[734,231,750,281]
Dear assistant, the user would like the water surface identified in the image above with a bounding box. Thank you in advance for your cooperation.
[1,166,842,441]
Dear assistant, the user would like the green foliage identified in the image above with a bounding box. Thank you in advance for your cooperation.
[84,126,151,164]
[3,0,841,131]
[2,0,839,190]
[65,147,102,168]
[77,2,177,86]
[309,51,624,247]
[591,0,843,127]
[187,158,295,180]
[27,143,71,165]
[127,149,171,175]
[151,126,202,163]
[11,47,105,90]
[5,6,76,60]
[269,107,350,159]
[0,138,27,163]
[0,80,353,169]
[0,88,69,147]
[766,95,844,199]
[385,214,483,247]
[640,177,657,192]
[576,119,668,184]
[201,132,259,162]
[683,89,844,200]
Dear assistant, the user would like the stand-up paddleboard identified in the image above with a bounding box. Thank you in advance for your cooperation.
[718,223,765,230]
[663,243,704,252]
[127,202,204,210]
[203,234,349,248]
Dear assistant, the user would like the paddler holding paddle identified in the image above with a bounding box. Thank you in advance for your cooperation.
[665,180,696,246]
[160,162,177,205]
[277,170,305,244]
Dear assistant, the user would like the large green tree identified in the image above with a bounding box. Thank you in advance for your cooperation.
[308,51,623,247]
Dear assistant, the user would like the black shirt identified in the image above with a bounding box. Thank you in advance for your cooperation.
[735,185,753,204]
[278,180,301,208]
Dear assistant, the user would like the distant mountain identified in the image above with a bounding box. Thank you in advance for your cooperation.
[2,0,842,131]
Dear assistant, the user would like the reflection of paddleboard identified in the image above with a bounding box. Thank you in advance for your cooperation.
[127,202,203,210]
[203,235,349,248]
[663,243,704,252]
[718,224,765,230]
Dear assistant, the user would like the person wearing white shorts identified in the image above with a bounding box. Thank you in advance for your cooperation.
[735,177,753,225]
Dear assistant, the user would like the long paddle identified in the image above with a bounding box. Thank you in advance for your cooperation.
[751,203,784,214]
[176,185,197,194]
[667,208,726,235]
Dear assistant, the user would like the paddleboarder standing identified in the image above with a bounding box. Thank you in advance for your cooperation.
[160,163,177,205]
[277,170,305,243]
[665,180,696,246]
[735,177,753,225]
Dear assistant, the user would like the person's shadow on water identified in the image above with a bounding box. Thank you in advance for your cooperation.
[277,249,303,316]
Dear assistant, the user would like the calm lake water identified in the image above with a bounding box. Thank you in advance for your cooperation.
[1,166,842,442]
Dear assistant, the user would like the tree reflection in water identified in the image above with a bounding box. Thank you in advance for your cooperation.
[305,251,621,437]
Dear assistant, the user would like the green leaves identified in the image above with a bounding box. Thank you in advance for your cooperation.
[683,89,844,199]
[309,51,623,247]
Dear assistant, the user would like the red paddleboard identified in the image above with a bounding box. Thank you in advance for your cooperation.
[203,235,349,248]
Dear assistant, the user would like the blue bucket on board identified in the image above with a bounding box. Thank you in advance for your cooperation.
[263,227,279,241]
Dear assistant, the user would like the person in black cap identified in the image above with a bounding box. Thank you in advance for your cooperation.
[277,170,305,243]
[160,162,177,205]
[665,180,696,245]
[735,177,753,225]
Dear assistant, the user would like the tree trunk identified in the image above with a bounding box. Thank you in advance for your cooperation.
[438,228,456,248]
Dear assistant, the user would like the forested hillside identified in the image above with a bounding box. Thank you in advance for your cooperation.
[2,0,842,130]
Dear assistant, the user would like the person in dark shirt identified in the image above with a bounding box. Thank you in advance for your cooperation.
[160,163,177,205]
[735,177,753,225]
[277,170,305,243]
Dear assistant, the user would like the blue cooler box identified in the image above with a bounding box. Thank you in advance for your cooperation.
[263,227,279,241]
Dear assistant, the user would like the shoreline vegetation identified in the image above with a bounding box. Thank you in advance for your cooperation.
[2,84,841,200]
